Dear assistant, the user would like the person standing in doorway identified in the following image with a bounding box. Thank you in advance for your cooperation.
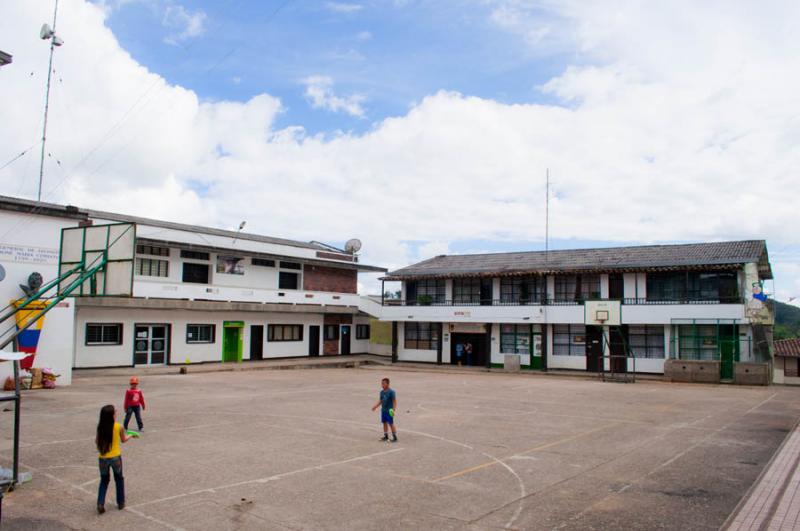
[455,342,464,366]
[371,377,398,442]
[465,342,473,366]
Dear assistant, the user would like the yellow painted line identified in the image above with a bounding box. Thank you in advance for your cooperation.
[433,423,619,483]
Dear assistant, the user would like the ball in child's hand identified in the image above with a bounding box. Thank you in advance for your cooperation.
[389,409,395,417]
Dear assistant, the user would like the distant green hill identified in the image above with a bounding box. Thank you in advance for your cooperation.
[775,301,800,339]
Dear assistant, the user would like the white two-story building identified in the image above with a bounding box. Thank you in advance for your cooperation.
[0,195,386,383]
[379,241,775,381]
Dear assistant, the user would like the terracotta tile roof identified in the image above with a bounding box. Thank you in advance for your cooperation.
[775,339,800,358]
[385,240,772,280]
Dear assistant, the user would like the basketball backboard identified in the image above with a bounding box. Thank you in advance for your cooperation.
[58,223,135,297]
[584,299,622,326]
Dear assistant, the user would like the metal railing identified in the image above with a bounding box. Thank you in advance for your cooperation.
[668,336,752,361]
[623,297,744,305]
[381,298,583,307]
[382,297,745,307]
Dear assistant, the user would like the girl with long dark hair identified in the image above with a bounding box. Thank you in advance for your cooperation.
[95,404,134,513]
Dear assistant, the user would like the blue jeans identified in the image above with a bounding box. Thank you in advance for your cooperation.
[97,456,125,507]
[124,406,143,430]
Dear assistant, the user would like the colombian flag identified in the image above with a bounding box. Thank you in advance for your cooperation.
[13,300,49,370]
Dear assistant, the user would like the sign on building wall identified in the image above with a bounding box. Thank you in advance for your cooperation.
[449,323,488,334]
[0,243,59,265]
[743,263,774,325]
[216,256,244,275]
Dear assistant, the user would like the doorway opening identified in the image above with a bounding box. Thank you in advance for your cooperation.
[133,324,169,366]
[450,332,488,367]
[222,321,244,362]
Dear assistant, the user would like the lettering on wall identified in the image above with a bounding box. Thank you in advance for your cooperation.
[0,243,59,265]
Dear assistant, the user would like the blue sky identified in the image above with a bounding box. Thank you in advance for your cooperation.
[2,1,798,299]
[102,0,567,135]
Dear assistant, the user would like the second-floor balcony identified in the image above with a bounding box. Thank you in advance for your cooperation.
[133,278,364,308]
[383,296,746,307]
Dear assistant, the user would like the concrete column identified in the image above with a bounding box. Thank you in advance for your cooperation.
[391,321,398,363]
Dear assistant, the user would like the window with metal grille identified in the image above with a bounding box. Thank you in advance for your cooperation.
[180,250,210,261]
[268,324,303,342]
[552,324,585,355]
[453,278,481,304]
[785,358,799,378]
[628,325,665,358]
[405,279,445,304]
[182,262,209,284]
[500,277,545,304]
[647,271,739,302]
[356,324,370,339]
[279,272,299,290]
[280,261,302,270]
[136,244,169,257]
[554,275,601,301]
[252,258,275,267]
[86,323,122,346]
[678,324,719,360]
[136,257,169,277]
[500,324,533,354]
[324,324,339,340]
[186,324,215,344]
[404,322,439,350]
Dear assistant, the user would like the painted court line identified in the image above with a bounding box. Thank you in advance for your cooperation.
[130,447,404,509]
[433,423,617,483]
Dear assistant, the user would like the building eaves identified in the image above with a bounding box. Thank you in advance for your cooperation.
[384,240,771,280]
[0,195,386,272]
[775,338,800,358]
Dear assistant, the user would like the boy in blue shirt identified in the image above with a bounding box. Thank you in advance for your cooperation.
[371,377,397,442]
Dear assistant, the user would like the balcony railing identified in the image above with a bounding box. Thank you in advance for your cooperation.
[382,297,745,307]
[383,298,581,307]
[623,297,744,305]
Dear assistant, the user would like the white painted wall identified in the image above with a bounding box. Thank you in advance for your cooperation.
[351,315,371,354]
[395,322,437,362]
[0,211,80,385]
[623,273,637,299]
[74,307,332,367]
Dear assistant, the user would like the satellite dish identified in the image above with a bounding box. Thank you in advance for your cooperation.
[344,238,362,254]
[40,23,53,40]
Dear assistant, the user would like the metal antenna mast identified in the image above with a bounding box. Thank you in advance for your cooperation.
[545,168,550,264]
[38,0,61,202]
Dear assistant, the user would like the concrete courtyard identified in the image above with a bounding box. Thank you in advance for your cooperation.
[1,367,799,530]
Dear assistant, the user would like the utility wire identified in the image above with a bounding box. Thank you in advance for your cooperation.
[0,141,42,173]
[1,0,289,243]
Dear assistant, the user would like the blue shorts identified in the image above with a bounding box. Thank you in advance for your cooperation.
[381,410,394,425]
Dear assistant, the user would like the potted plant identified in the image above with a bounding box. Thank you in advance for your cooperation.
[417,294,433,306]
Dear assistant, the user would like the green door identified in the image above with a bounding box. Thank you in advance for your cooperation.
[719,325,739,380]
[222,322,243,362]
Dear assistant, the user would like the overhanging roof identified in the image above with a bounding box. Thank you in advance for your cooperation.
[384,240,772,280]
[775,338,800,358]
[0,195,386,273]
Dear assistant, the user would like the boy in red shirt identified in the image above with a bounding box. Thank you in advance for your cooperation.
[123,376,146,432]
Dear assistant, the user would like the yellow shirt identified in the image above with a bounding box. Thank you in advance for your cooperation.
[99,422,122,458]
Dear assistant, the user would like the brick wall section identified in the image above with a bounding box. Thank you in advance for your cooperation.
[323,340,339,356]
[303,265,357,294]
[323,314,353,355]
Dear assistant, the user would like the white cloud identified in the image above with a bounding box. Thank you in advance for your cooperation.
[355,30,372,41]
[302,76,366,118]
[162,4,206,45]
[325,2,363,13]
[1,1,799,298]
